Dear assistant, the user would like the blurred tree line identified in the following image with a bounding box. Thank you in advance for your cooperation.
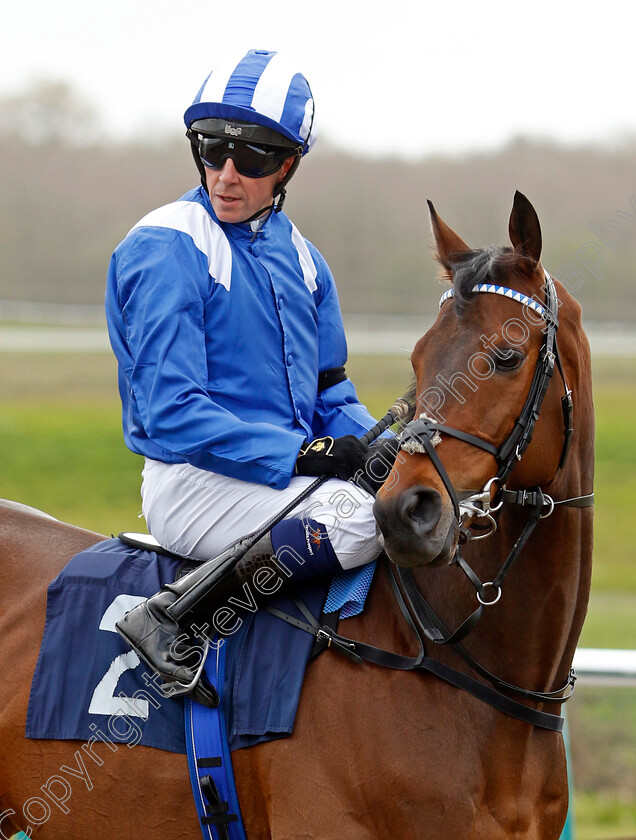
[1,79,635,321]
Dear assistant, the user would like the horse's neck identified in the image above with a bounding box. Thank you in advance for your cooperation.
[492,501,591,687]
[535,436,595,684]
[360,559,426,659]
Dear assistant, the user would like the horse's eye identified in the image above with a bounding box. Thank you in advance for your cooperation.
[495,349,524,372]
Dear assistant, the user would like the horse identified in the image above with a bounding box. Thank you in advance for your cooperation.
[0,192,593,840]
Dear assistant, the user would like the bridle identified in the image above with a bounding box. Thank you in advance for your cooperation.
[390,270,594,705]
[399,271,573,522]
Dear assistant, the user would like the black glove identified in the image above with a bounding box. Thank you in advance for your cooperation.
[295,435,369,480]
[355,436,401,494]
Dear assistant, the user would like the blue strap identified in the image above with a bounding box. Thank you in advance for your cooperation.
[185,644,247,840]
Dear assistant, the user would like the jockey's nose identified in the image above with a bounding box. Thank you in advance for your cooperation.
[218,158,240,183]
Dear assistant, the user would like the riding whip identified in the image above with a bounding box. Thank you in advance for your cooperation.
[168,394,412,618]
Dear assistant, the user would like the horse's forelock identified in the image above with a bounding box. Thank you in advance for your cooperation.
[449,247,534,316]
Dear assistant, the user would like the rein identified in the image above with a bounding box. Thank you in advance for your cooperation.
[267,554,569,732]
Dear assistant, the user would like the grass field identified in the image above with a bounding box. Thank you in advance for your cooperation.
[1,347,634,838]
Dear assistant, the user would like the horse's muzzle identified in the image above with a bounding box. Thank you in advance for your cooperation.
[373,485,458,568]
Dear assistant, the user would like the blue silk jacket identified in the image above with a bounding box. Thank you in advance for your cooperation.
[105,187,376,489]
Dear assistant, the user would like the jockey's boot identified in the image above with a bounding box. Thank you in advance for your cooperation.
[115,518,341,708]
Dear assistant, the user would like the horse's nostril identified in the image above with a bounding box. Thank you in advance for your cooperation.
[399,486,442,536]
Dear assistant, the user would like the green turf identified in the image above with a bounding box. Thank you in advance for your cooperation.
[588,378,636,593]
[0,397,143,535]
[573,793,636,840]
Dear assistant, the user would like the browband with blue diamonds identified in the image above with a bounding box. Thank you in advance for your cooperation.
[439,271,557,324]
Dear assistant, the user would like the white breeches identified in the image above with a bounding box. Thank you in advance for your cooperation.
[140,459,381,570]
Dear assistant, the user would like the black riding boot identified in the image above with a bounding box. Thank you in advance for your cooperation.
[115,533,278,708]
[116,518,342,708]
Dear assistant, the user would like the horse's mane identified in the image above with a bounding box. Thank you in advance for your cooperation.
[445,247,535,317]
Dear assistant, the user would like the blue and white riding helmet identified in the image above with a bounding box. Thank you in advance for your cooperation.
[184,49,317,200]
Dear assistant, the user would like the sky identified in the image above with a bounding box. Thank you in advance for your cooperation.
[2,0,636,159]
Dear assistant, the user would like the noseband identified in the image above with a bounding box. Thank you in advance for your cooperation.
[393,271,594,704]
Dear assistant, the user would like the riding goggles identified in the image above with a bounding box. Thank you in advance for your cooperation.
[189,131,299,178]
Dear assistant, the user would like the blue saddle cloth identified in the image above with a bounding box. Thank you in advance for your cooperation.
[26,538,373,754]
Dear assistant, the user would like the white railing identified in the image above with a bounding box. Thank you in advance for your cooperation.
[1,310,636,357]
[573,647,636,686]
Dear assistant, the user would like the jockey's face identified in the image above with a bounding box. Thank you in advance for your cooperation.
[205,156,295,224]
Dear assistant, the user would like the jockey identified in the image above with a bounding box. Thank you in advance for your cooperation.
[106,49,394,708]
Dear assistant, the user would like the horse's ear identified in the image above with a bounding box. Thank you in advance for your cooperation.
[428,200,470,272]
[508,191,542,266]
